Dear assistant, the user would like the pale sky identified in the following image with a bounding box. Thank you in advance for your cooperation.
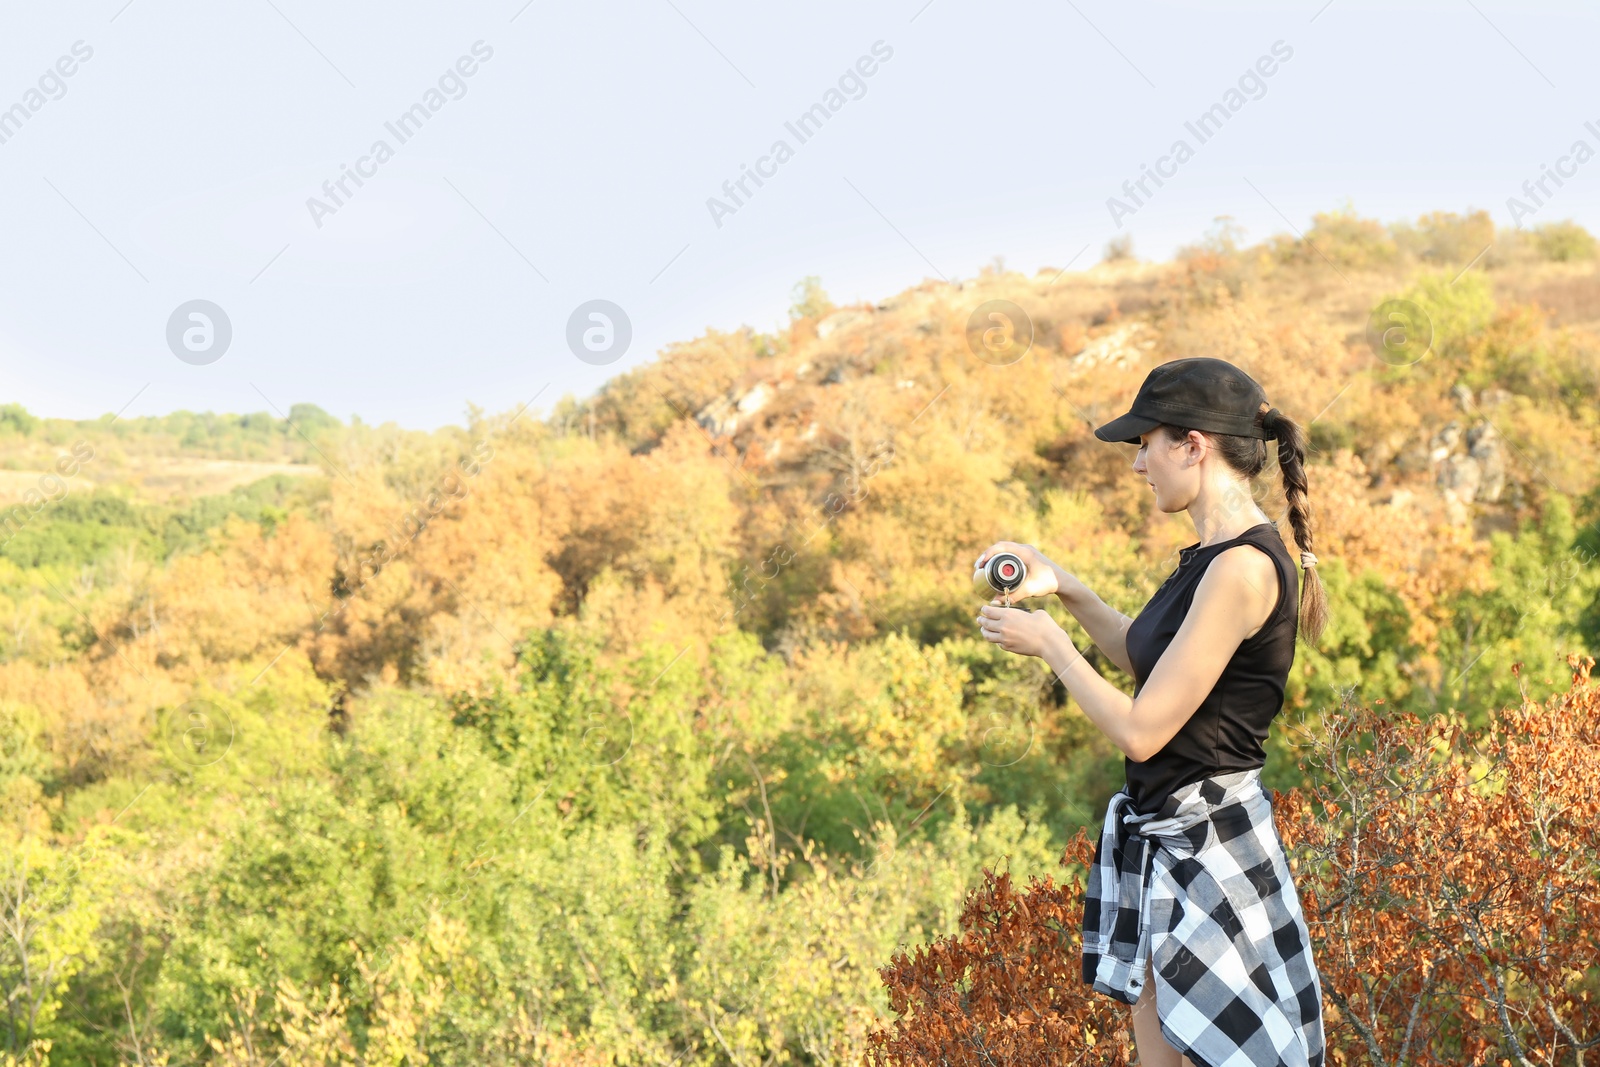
[0,0,1594,430]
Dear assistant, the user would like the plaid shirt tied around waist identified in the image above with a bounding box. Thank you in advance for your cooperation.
[1081,767,1326,1067]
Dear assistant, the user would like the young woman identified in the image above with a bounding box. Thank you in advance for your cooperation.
[973,357,1328,1067]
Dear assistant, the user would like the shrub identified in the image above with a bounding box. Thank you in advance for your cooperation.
[1533,219,1597,262]
[866,847,1134,1067]
[1283,203,1397,269]
[866,655,1600,1067]
[1395,269,1496,357]
[1277,655,1600,1066]
[1391,209,1496,266]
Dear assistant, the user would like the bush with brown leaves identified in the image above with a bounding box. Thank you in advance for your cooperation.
[868,654,1600,1067]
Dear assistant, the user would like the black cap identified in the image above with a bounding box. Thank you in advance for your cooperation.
[1092,357,1274,445]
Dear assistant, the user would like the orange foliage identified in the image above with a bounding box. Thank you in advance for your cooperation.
[868,655,1600,1067]
[1306,449,1494,650]
[151,514,335,671]
[866,836,1134,1067]
[1275,653,1600,1066]
[0,655,177,778]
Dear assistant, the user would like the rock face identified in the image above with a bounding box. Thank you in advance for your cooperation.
[695,395,739,437]
[816,308,871,339]
[1429,409,1508,521]
[1440,453,1481,501]
[1429,420,1462,463]
[695,382,774,437]
[1466,421,1506,502]
[1069,322,1156,369]
[737,383,771,416]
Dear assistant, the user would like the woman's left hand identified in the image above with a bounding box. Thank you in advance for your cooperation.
[976,599,1068,659]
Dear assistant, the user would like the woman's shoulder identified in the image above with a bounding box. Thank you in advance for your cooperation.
[1197,542,1282,629]
[1226,524,1295,574]
[1204,541,1281,590]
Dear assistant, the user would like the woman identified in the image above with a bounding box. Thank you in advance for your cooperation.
[974,357,1328,1067]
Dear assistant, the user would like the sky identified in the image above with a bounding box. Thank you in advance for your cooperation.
[0,0,1595,431]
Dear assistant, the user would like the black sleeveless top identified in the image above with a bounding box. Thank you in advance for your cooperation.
[1122,521,1299,814]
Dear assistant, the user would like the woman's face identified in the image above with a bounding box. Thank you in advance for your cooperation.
[1132,426,1196,513]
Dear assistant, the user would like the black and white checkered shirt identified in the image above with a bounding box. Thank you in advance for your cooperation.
[1081,767,1325,1067]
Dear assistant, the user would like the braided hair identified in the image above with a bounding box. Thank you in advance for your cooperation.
[1157,404,1328,647]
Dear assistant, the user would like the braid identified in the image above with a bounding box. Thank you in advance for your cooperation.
[1160,402,1330,649]
[1268,409,1328,647]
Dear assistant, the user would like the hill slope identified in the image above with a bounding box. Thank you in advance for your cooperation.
[2,205,1599,1067]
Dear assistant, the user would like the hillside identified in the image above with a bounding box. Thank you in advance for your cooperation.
[2,205,1599,1067]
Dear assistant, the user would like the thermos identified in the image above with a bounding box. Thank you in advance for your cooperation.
[983,552,1027,597]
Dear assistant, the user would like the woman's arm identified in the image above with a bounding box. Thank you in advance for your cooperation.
[984,546,1276,761]
[1051,565,1137,678]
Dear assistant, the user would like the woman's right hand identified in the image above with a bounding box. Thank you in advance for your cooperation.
[973,542,1066,601]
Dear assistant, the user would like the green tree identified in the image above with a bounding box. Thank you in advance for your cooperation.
[0,827,130,1055]
[789,276,835,322]
[1436,493,1600,722]
[0,408,36,438]
[1532,219,1596,261]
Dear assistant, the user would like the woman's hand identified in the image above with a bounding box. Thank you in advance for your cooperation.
[973,542,1064,601]
[975,599,1069,660]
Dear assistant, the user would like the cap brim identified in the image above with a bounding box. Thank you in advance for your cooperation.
[1092,411,1162,445]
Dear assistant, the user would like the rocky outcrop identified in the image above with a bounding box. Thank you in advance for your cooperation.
[816,308,872,339]
[1429,420,1463,463]
[1069,322,1156,370]
[1428,409,1510,523]
[1466,421,1506,503]
[695,394,739,437]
